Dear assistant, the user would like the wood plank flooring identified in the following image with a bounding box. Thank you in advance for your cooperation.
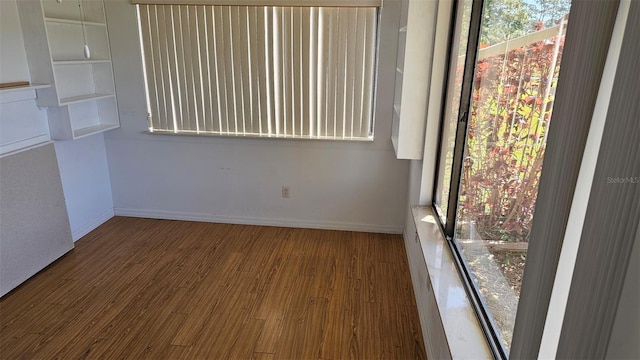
[0,217,426,359]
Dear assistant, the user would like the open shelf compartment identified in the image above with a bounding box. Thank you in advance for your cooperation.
[47,96,119,140]
[41,0,106,24]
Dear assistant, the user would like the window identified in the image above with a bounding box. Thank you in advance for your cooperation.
[434,0,571,356]
[134,1,380,140]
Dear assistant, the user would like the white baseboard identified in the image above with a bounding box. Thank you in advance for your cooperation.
[113,208,403,234]
[71,208,115,241]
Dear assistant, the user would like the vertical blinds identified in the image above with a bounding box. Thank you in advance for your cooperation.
[137,4,378,139]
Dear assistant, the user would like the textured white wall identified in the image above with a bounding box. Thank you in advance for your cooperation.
[0,144,74,296]
[103,0,409,233]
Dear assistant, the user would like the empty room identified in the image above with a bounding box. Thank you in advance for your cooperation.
[0,0,638,358]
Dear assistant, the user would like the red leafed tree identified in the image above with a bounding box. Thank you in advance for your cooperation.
[457,20,567,243]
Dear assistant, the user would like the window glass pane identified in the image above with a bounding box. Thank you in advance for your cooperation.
[434,0,473,223]
[454,0,571,352]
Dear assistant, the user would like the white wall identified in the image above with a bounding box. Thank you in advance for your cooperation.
[0,0,30,83]
[405,159,424,233]
[55,134,114,241]
[103,0,410,233]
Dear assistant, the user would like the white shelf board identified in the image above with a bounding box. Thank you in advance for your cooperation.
[0,84,51,103]
[0,84,50,94]
[45,17,105,27]
[73,123,119,139]
[53,59,111,65]
[59,93,114,105]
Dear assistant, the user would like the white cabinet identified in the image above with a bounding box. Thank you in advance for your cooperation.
[18,0,119,140]
[392,0,438,159]
[0,85,52,156]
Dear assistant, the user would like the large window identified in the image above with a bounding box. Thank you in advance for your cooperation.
[434,0,571,356]
[134,1,379,140]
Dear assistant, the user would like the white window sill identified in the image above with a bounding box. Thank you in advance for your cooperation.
[411,206,492,359]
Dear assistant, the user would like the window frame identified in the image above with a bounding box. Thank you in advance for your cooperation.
[427,1,624,359]
[431,0,511,358]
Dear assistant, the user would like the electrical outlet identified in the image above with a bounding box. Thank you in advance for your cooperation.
[282,186,290,198]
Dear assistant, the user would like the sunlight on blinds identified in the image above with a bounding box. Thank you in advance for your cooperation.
[137,4,377,139]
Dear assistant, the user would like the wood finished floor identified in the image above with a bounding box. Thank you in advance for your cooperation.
[0,217,426,359]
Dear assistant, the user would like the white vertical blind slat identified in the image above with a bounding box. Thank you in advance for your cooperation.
[322,8,334,137]
[196,6,211,132]
[281,8,291,136]
[209,6,222,132]
[164,6,181,131]
[337,9,347,138]
[346,8,357,138]
[255,8,267,134]
[315,8,324,137]
[362,8,375,136]
[170,6,182,130]
[150,6,167,130]
[246,7,260,134]
[263,7,274,135]
[293,7,302,136]
[354,8,366,137]
[179,6,193,131]
[308,7,317,136]
[272,7,282,136]
[156,6,173,130]
[329,8,338,137]
[192,6,211,132]
[138,4,376,139]
[232,7,247,134]
[217,7,230,132]
[287,8,295,136]
[300,8,310,136]
[139,6,161,130]
[241,7,251,134]
[188,6,204,132]
[227,7,240,134]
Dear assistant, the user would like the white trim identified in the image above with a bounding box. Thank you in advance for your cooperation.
[538,1,630,358]
[0,137,53,158]
[72,208,115,242]
[475,25,561,60]
[0,138,52,158]
[420,0,453,204]
[113,208,403,234]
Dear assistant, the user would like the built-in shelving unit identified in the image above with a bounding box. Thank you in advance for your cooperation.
[392,0,437,160]
[17,0,119,140]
